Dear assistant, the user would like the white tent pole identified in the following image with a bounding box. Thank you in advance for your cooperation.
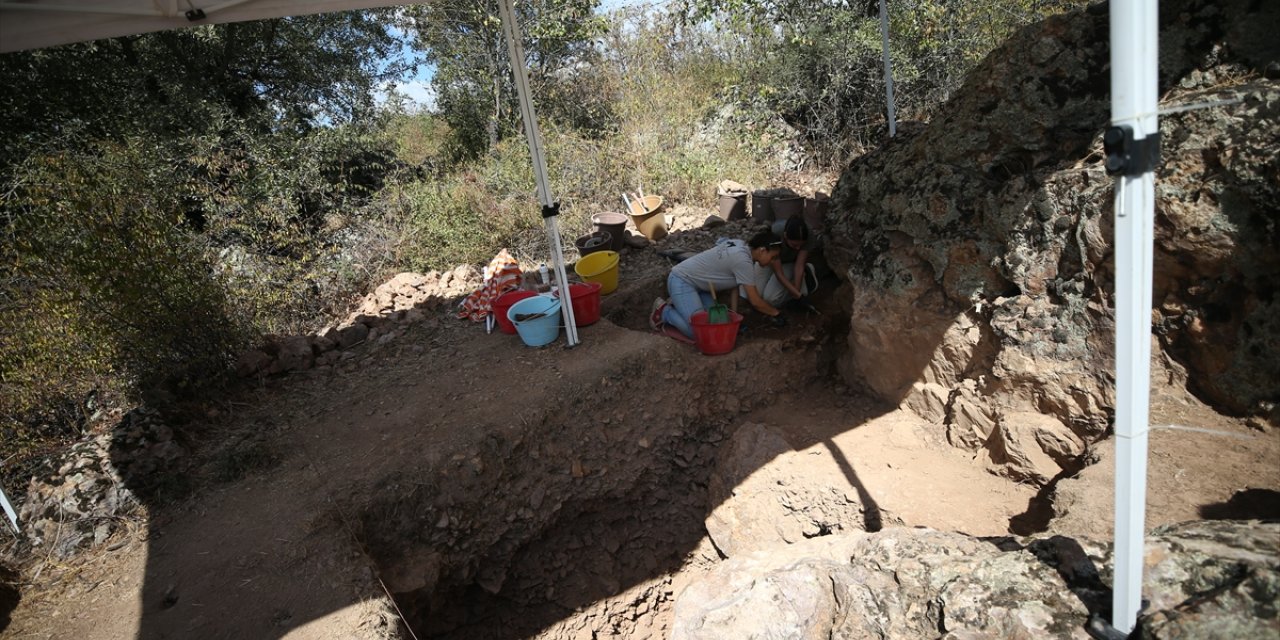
[1109,0,1159,633]
[496,0,580,346]
[0,483,19,535]
[877,0,897,137]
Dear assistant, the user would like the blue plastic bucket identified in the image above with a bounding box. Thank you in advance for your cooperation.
[507,295,562,347]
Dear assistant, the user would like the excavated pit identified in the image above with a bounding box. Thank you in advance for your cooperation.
[351,273,1075,639]
[366,434,719,639]
[351,279,855,639]
[353,347,788,638]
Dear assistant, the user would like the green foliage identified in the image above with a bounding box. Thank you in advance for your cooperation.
[680,0,1090,163]
[0,12,406,178]
[408,0,607,160]
[0,12,411,460]
[387,113,453,168]
[1,140,249,416]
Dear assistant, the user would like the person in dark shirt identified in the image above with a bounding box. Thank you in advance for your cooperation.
[751,217,820,307]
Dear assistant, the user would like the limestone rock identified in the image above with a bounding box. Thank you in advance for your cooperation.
[336,322,370,349]
[705,422,797,556]
[947,389,996,452]
[902,382,949,424]
[672,529,1090,640]
[15,408,185,560]
[273,335,315,372]
[234,350,271,378]
[985,411,1084,484]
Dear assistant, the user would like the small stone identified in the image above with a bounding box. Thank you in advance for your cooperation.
[336,323,370,349]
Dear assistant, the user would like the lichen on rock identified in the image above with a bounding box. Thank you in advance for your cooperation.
[825,0,1280,482]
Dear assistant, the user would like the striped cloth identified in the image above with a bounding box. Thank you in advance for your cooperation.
[458,249,523,321]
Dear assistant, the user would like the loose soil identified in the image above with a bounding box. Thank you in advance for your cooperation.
[4,207,1278,640]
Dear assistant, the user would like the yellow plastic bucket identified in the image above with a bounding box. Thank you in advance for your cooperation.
[574,251,620,295]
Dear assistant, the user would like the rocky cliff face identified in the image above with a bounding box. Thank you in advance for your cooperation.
[671,520,1280,639]
[826,0,1279,483]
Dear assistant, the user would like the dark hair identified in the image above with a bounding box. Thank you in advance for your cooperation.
[748,229,781,250]
[783,217,810,242]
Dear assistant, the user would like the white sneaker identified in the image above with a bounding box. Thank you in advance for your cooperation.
[650,297,667,331]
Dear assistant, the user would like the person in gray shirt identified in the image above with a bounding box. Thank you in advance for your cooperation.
[651,229,786,339]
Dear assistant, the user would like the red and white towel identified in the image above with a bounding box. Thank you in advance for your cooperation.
[457,249,523,322]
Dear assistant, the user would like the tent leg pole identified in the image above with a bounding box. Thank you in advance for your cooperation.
[0,483,18,535]
[498,0,579,346]
[878,0,897,137]
[1109,0,1158,633]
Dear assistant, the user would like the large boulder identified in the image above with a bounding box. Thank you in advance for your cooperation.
[826,0,1280,477]
[672,520,1280,640]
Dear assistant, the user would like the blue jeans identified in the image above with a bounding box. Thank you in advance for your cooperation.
[663,272,715,339]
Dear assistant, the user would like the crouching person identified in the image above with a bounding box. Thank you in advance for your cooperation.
[651,230,786,340]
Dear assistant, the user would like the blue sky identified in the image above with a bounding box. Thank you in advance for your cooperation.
[378,25,435,111]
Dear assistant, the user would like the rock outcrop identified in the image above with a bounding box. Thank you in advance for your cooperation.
[672,520,1280,640]
[826,0,1280,482]
[15,408,182,559]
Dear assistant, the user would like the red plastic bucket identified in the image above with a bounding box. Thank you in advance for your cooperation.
[493,290,537,334]
[566,282,602,327]
[690,310,744,355]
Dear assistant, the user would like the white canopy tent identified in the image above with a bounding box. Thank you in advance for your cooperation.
[0,0,1157,633]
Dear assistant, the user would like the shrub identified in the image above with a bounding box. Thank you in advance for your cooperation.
[1,140,249,423]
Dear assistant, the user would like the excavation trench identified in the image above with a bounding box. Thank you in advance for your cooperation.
[352,291,843,639]
[351,279,1075,639]
[354,365,779,636]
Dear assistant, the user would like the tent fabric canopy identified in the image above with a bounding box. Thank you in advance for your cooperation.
[0,0,419,53]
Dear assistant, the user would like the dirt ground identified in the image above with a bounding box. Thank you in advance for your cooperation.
[3,206,1278,640]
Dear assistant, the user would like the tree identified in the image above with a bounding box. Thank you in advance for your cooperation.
[678,0,1090,163]
[0,10,413,428]
[408,0,605,160]
[0,11,406,147]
